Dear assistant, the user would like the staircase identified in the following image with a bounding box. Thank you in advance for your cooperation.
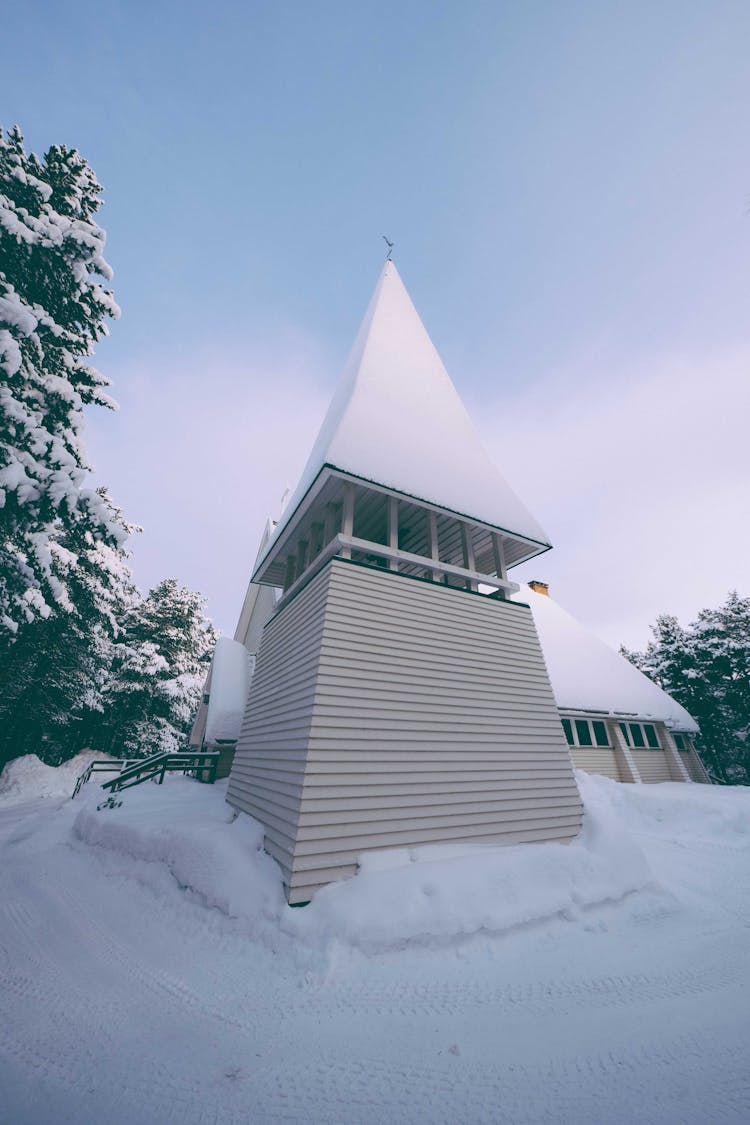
[73,750,220,798]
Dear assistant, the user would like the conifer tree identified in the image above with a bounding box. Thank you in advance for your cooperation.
[0,126,121,635]
[1,127,216,774]
[623,592,750,783]
[0,490,137,768]
[97,579,217,758]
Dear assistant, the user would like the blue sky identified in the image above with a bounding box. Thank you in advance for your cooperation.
[4,1,749,645]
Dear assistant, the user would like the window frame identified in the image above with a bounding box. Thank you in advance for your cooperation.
[619,721,662,750]
[673,732,694,752]
[561,715,612,749]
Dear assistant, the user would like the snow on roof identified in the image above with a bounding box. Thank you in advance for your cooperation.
[204,638,252,744]
[261,261,550,564]
[233,518,279,650]
[516,585,699,732]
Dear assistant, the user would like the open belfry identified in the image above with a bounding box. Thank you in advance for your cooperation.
[227,261,583,903]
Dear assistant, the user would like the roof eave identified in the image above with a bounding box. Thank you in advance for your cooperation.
[252,463,553,586]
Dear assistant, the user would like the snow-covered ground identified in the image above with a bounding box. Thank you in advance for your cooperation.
[1,762,749,1124]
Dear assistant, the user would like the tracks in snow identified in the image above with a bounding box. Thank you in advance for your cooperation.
[1,800,749,1125]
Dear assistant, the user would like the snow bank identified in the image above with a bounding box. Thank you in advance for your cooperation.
[0,750,115,806]
[74,779,286,931]
[286,771,652,952]
[596,772,750,843]
[69,770,672,956]
[74,778,286,936]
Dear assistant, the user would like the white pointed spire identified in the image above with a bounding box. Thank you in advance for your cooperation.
[266,261,550,559]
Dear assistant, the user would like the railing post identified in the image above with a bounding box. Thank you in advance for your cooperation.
[340,483,355,559]
[388,496,399,572]
[491,534,507,598]
[429,511,444,583]
[461,524,478,592]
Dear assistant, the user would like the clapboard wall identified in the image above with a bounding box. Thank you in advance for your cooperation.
[680,749,709,783]
[569,747,621,781]
[629,749,673,784]
[226,564,330,884]
[228,559,583,903]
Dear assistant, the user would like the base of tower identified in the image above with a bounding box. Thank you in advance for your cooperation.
[227,558,583,904]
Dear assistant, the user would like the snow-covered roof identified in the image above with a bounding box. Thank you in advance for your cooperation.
[516,585,699,732]
[259,261,550,569]
[204,638,253,744]
[234,519,279,652]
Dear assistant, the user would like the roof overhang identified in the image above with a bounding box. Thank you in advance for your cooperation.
[252,464,551,587]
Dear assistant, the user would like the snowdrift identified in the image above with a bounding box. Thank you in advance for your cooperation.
[64,770,702,955]
[0,750,116,806]
[74,778,287,934]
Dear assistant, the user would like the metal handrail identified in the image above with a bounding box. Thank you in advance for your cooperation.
[72,759,126,798]
[101,751,219,793]
[73,751,220,798]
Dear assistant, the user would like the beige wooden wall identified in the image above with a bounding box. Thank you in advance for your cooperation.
[228,559,583,904]
[226,564,330,885]
[629,749,673,783]
[680,749,708,783]
[567,723,710,785]
[569,747,621,780]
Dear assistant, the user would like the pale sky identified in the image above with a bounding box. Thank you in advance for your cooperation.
[3,1,749,649]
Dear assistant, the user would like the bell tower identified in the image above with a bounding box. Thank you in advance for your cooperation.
[227,262,583,904]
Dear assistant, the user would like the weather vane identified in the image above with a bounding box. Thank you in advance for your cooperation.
[382,235,394,261]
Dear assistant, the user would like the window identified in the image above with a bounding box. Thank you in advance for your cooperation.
[630,724,645,748]
[575,719,593,746]
[620,721,662,750]
[562,716,611,748]
[644,724,660,749]
[673,733,686,751]
[592,720,609,747]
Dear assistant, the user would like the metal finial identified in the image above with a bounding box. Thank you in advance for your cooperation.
[382,235,394,261]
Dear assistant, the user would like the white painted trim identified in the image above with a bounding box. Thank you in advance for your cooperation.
[323,502,338,547]
[561,715,612,749]
[428,510,444,582]
[340,483,355,559]
[492,533,507,581]
[661,726,692,782]
[276,533,520,611]
[461,524,478,592]
[610,721,642,783]
[283,555,296,590]
[252,465,550,585]
[338,534,519,595]
[324,468,548,555]
[388,495,399,572]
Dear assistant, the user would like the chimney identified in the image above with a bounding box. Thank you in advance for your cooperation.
[528,580,549,597]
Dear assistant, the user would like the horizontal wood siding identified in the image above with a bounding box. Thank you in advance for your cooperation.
[570,748,621,780]
[681,750,708,783]
[226,565,331,884]
[629,749,673,784]
[289,561,582,901]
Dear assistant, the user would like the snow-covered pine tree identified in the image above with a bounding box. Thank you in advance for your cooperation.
[98,579,217,759]
[0,126,122,635]
[0,489,137,768]
[623,591,750,783]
